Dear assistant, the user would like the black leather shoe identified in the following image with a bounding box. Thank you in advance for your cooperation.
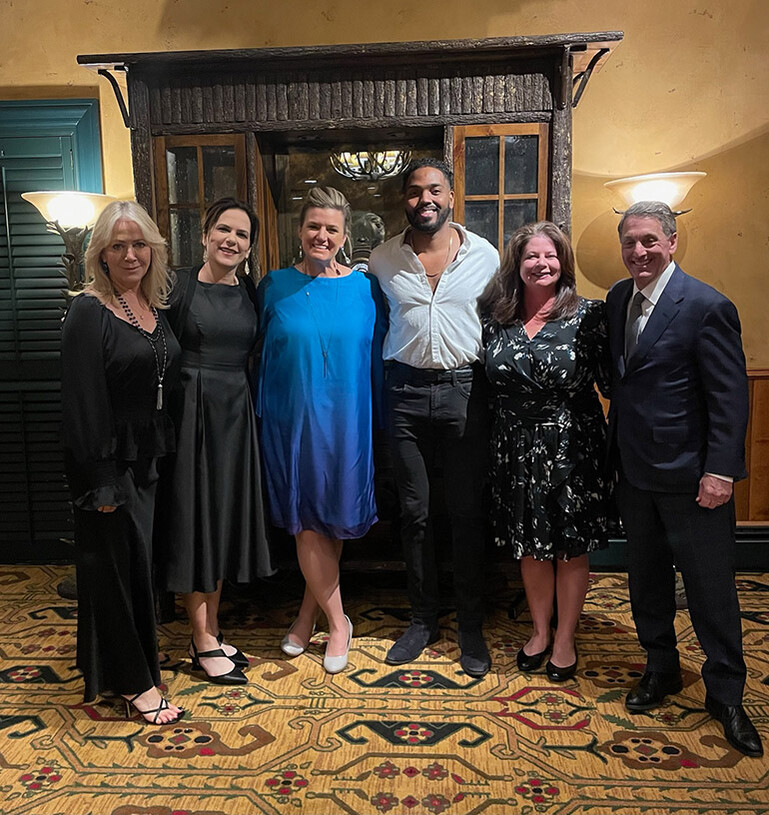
[517,645,550,672]
[625,671,683,711]
[189,639,248,685]
[385,622,440,665]
[705,697,764,757]
[546,649,578,682]
[216,631,249,668]
[459,629,490,678]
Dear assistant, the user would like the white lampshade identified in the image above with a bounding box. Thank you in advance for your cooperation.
[21,191,117,229]
[604,172,706,208]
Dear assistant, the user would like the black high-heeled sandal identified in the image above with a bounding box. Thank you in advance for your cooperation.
[189,638,248,685]
[123,690,185,725]
[216,631,249,668]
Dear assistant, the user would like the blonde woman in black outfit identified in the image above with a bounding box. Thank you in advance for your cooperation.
[61,200,183,724]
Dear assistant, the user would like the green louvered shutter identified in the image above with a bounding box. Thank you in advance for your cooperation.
[0,100,102,560]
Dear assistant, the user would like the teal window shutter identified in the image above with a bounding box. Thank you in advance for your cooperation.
[0,99,103,558]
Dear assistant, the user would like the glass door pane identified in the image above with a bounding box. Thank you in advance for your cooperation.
[464,136,499,196]
[465,200,499,249]
[169,209,202,269]
[503,200,538,246]
[504,135,539,194]
[166,146,198,205]
[202,145,237,205]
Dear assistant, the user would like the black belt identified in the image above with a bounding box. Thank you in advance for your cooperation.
[388,360,478,384]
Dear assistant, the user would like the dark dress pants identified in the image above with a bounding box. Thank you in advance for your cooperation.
[74,458,162,702]
[386,362,489,630]
[617,476,746,705]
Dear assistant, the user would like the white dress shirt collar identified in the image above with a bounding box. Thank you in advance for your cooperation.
[633,260,676,305]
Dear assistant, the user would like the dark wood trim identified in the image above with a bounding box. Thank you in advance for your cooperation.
[144,112,555,138]
[452,132,466,225]
[442,125,454,166]
[153,135,169,245]
[735,370,769,523]
[537,123,550,221]
[78,32,623,73]
[127,75,154,214]
[549,52,573,232]
[163,133,246,147]
[245,131,260,276]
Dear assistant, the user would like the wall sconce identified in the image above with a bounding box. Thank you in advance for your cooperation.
[604,171,706,210]
[21,191,117,291]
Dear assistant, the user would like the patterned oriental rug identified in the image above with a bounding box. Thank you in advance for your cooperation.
[0,565,767,815]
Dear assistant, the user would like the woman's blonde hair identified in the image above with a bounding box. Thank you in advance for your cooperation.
[299,186,352,235]
[82,200,172,308]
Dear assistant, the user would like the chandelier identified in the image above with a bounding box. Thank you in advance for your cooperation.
[330,150,411,182]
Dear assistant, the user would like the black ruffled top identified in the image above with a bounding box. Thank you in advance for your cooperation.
[61,294,181,509]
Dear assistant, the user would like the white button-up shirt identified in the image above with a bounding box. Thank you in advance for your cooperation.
[370,223,499,369]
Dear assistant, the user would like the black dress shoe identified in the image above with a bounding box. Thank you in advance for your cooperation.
[216,632,249,668]
[385,622,440,665]
[546,649,578,682]
[189,639,248,685]
[459,629,490,678]
[705,697,764,757]
[517,645,550,672]
[625,671,683,711]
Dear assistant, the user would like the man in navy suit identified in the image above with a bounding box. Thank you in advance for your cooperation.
[607,200,762,757]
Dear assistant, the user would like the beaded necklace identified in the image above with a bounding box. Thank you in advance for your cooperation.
[115,292,168,410]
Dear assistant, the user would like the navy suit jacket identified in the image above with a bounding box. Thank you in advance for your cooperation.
[606,264,748,492]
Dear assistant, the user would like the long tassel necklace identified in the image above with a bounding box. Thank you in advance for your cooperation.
[303,268,340,378]
[115,291,168,410]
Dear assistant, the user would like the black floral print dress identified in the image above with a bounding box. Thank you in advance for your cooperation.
[483,298,611,561]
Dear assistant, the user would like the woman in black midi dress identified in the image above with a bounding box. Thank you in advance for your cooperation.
[159,198,274,685]
[481,221,611,683]
[61,201,182,724]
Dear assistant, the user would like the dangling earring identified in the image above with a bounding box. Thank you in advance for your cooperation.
[101,260,110,275]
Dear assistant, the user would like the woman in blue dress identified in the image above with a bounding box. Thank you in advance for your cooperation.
[256,187,386,673]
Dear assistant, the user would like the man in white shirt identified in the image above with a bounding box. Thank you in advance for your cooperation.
[369,158,498,677]
[606,200,761,757]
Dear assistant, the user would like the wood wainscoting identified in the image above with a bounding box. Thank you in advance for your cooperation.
[736,369,769,524]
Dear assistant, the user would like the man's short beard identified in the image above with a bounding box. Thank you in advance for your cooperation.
[406,205,452,234]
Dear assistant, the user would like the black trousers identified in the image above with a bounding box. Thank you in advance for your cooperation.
[386,361,489,629]
[74,458,162,702]
[617,476,746,705]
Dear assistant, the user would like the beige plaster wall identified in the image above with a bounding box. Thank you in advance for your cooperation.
[2,0,768,363]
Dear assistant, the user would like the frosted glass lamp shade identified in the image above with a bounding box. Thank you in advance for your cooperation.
[604,172,706,209]
[21,191,117,229]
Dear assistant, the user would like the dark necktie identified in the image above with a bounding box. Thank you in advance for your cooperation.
[625,291,645,358]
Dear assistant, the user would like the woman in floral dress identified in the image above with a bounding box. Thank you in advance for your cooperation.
[480,221,611,682]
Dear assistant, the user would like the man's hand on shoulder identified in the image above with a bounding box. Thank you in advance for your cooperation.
[696,474,733,509]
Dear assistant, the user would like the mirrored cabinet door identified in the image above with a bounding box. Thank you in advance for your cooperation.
[453,124,549,252]
[154,135,246,270]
